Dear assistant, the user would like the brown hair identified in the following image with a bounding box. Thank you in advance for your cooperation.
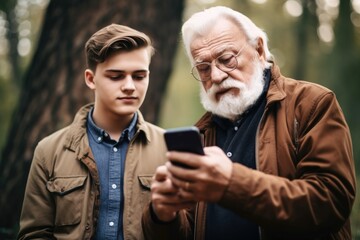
[85,24,154,71]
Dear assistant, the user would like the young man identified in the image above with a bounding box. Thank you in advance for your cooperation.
[142,6,356,240]
[18,24,168,240]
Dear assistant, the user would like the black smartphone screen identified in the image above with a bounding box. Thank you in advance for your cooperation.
[164,126,204,168]
[164,126,204,155]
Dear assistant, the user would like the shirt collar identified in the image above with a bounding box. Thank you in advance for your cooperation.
[87,108,138,143]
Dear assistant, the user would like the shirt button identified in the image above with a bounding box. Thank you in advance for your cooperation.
[112,184,117,189]
[109,221,114,226]
[234,126,238,131]
[104,133,108,137]
[113,147,118,152]
[97,136,102,142]
[227,152,232,157]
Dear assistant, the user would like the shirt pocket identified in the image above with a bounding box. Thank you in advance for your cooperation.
[46,176,87,226]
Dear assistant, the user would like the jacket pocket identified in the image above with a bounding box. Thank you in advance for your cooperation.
[138,175,153,207]
[47,176,87,226]
[138,175,153,190]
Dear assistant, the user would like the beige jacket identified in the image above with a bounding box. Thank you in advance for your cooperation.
[18,104,168,240]
[142,64,356,240]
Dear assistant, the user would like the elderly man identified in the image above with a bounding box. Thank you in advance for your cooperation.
[142,6,356,240]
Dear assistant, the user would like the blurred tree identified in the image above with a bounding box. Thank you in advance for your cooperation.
[319,0,360,168]
[320,0,360,233]
[0,0,184,238]
[0,0,20,84]
[292,0,318,80]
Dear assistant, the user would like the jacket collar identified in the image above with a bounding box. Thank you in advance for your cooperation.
[64,103,92,152]
[64,103,151,154]
[266,63,286,105]
[135,109,152,143]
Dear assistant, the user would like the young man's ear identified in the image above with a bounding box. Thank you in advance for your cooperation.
[84,69,96,90]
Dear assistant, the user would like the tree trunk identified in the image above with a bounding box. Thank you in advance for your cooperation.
[293,0,309,80]
[331,0,360,171]
[0,0,184,238]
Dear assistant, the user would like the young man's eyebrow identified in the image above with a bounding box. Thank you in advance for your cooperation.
[105,69,148,73]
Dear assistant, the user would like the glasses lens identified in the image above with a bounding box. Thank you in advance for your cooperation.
[190,53,238,81]
[216,54,238,72]
[191,63,211,81]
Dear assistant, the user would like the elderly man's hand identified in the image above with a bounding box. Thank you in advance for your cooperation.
[166,146,233,202]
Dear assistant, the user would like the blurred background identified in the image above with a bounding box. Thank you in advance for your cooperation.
[0,0,359,239]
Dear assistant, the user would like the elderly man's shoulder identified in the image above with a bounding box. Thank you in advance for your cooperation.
[280,76,334,100]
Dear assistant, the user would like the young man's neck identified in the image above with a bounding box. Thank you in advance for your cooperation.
[92,108,135,141]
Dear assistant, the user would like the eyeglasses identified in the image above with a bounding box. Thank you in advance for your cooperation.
[191,45,246,82]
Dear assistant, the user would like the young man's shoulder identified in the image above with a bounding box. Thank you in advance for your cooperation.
[137,111,165,136]
[37,104,91,148]
[36,125,75,153]
[144,121,165,133]
[139,120,165,143]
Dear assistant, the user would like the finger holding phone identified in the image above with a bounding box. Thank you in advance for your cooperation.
[166,146,233,203]
[150,165,197,222]
[163,126,233,203]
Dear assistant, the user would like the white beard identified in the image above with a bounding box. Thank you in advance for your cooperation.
[200,59,266,121]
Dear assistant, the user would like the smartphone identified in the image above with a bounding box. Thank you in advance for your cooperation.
[164,126,204,168]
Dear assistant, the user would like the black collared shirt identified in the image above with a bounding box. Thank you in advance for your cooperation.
[205,69,271,240]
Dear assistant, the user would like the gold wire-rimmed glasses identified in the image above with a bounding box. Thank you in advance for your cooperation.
[191,45,246,82]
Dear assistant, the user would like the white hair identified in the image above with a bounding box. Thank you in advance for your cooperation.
[181,6,273,66]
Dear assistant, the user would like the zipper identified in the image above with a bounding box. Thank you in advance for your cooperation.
[255,108,267,173]
[293,118,299,155]
[255,108,267,240]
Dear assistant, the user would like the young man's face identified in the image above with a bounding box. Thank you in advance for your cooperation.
[85,47,150,120]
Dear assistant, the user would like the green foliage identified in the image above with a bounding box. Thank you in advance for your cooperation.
[0,0,16,12]
[159,44,205,128]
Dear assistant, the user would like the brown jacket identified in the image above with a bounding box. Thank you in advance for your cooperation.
[18,104,168,240]
[142,64,356,240]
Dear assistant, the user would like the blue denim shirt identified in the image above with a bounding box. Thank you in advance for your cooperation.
[87,108,137,240]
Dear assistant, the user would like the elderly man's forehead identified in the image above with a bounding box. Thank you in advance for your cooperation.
[192,46,236,63]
